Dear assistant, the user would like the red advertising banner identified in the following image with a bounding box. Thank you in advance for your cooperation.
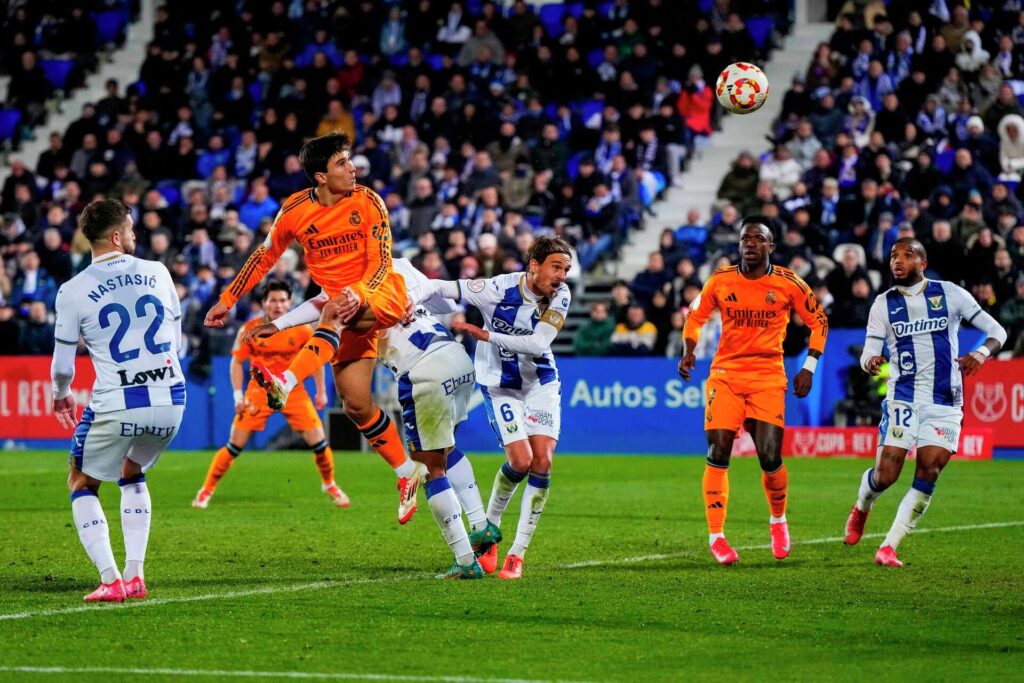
[0,355,95,439]
[963,358,1024,448]
[732,426,992,460]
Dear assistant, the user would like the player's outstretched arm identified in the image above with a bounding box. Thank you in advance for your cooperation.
[206,213,297,327]
[453,319,560,355]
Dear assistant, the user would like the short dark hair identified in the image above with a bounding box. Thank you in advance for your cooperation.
[740,214,776,242]
[299,132,351,182]
[79,199,131,243]
[892,236,927,259]
[526,235,573,266]
[262,280,292,300]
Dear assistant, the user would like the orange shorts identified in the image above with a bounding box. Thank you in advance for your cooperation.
[331,270,408,365]
[704,375,786,433]
[233,383,322,433]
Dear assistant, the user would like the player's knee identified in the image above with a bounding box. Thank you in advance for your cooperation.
[507,447,533,472]
[343,401,375,425]
[874,464,900,489]
[706,440,732,467]
[531,450,553,473]
[915,463,943,483]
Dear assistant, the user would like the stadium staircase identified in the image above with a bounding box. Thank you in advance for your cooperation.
[0,0,156,181]
[613,20,835,278]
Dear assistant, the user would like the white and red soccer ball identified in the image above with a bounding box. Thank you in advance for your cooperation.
[715,62,770,115]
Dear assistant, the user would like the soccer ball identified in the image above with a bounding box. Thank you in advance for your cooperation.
[715,62,770,115]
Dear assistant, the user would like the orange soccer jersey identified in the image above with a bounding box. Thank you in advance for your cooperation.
[684,265,828,390]
[219,185,406,325]
[232,318,321,432]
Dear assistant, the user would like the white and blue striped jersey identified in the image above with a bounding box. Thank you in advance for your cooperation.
[381,258,462,377]
[865,279,983,408]
[53,253,185,413]
[457,272,571,390]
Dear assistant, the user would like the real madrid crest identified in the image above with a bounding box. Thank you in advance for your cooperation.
[765,290,777,305]
[349,210,361,226]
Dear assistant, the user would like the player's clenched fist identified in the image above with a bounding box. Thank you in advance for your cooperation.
[678,353,696,381]
[204,300,230,327]
[864,355,885,376]
[793,368,813,398]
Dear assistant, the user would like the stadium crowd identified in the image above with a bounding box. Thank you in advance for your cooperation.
[0,0,788,360]
[575,2,1024,359]
[10,2,1024,365]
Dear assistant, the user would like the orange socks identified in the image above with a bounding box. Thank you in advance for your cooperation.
[356,408,408,470]
[287,325,340,385]
[703,463,729,534]
[762,464,788,519]
[202,443,242,492]
[311,440,335,486]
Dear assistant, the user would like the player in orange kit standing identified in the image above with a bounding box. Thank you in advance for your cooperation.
[679,217,828,565]
[192,280,348,509]
[204,133,426,524]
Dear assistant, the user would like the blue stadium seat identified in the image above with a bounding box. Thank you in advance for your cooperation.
[426,53,446,71]
[466,0,484,16]
[935,149,955,174]
[539,5,566,37]
[93,9,129,46]
[155,181,181,207]
[248,82,263,106]
[566,2,585,18]
[389,53,409,68]
[40,59,75,91]
[747,17,774,51]
[651,171,667,194]
[566,152,583,180]
[698,0,714,13]
[0,109,22,143]
[587,48,604,69]
[580,98,605,124]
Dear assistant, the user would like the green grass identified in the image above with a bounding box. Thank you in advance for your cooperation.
[0,450,1022,682]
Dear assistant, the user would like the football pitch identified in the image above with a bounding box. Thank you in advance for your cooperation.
[1,450,1021,682]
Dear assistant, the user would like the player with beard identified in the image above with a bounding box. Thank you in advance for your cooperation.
[680,217,829,565]
[844,238,1006,566]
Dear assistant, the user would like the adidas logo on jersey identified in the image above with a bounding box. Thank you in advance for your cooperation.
[724,293,739,302]
[305,224,319,235]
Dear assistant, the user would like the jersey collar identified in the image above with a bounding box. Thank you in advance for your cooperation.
[92,251,127,265]
[896,278,927,297]
[519,274,538,302]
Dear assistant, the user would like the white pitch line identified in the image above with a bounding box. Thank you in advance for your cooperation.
[0,666,590,683]
[1,520,1021,623]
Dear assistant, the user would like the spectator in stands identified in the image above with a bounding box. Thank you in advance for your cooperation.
[610,303,657,356]
[18,300,54,354]
[10,250,57,314]
[760,145,803,200]
[574,301,615,357]
[825,246,869,313]
[630,252,671,308]
[832,275,874,328]
[1000,275,1024,353]
[717,152,759,210]
[7,51,52,131]
[676,65,713,146]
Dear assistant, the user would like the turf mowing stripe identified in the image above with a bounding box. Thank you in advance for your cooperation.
[1,520,1021,622]
[0,666,590,683]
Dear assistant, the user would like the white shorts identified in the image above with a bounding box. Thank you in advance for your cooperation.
[481,381,561,447]
[397,343,475,452]
[878,399,962,453]
[69,405,185,482]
